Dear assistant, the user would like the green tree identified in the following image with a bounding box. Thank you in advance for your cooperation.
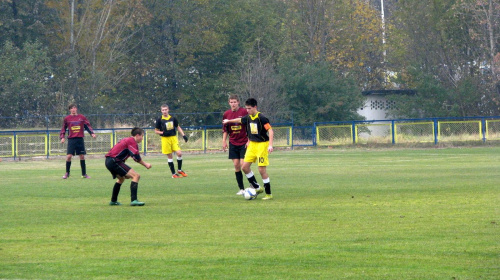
[45,0,150,114]
[388,0,499,117]
[109,0,287,121]
[280,60,363,125]
[0,40,54,127]
[0,0,53,48]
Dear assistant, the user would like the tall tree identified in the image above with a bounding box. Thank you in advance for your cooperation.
[234,46,288,122]
[0,40,54,126]
[280,59,363,125]
[387,0,499,117]
[0,0,53,47]
[456,0,500,108]
[45,0,150,113]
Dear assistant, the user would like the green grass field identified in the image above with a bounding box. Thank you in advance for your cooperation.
[1,147,499,279]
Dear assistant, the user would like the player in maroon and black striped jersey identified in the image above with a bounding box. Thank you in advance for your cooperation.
[222,95,248,195]
[105,127,151,206]
[59,104,96,179]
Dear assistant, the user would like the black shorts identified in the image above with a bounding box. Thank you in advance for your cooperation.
[228,143,246,159]
[105,157,131,179]
[67,138,86,155]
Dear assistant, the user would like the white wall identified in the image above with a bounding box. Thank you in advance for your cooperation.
[357,95,397,121]
[356,95,397,138]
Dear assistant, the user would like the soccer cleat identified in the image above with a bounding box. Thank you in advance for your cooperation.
[172,174,182,178]
[130,200,145,206]
[62,173,69,179]
[109,201,122,206]
[177,170,188,177]
[255,187,264,194]
[236,189,245,195]
[262,194,273,200]
[82,174,91,179]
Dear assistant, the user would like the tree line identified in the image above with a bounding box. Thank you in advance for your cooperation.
[0,0,499,127]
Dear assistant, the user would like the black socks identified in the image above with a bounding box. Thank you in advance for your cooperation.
[111,182,122,202]
[66,161,71,173]
[130,181,138,201]
[235,171,244,189]
[80,160,86,175]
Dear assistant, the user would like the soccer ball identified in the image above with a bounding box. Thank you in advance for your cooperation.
[243,188,257,200]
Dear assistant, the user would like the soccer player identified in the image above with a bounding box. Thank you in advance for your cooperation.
[59,103,96,179]
[155,104,189,178]
[105,127,152,206]
[222,94,248,195]
[222,98,274,200]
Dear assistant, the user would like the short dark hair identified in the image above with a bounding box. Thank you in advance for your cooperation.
[161,104,169,109]
[131,127,144,136]
[245,98,257,107]
[68,103,77,110]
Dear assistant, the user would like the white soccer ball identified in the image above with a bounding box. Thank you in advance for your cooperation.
[243,188,257,200]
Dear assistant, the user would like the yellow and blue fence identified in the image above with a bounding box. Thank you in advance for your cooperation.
[2,117,500,159]
[314,117,500,146]
[0,125,294,159]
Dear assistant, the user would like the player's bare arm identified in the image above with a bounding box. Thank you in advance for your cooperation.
[139,160,152,169]
[222,131,228,151]
[268,129,274,153]
[222,118,242,124]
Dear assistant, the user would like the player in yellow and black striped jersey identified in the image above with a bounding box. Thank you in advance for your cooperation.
[155,104,189,178]
[222,98,274,200]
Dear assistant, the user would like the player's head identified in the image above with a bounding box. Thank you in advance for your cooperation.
[161,104,169,116]
[68,104,78,115]
[228,94,240,111]
[244,98,258,115]
[131,127,144,136]
[228,94,240,102]
[245,98,257,108]
[131,127,144,143]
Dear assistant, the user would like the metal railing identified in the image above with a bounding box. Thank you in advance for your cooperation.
[2,116,500,159]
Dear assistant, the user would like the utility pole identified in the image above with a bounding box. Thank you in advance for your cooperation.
[380,0,387,84]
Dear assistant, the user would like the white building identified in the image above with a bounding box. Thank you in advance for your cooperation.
[356,90,416,138]
[357,90,416,121]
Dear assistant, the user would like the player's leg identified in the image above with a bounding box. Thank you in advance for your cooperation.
[125,168,145,206]
[106,157,129,206]
[256,142,271,199]
[167,153,180,178]
[63,154,73,179]
[162,137,180,178]
[110,176,126,205]
[242,142,261,190]
[63,139,75,179]
[79,153,89,178]
[229,143,245,194]
[75,138,89,178]
[242,161,260,191]
[236,144,246,190]
[233,158,244,195]
[176,149,187,177]
[258,166,272,200]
